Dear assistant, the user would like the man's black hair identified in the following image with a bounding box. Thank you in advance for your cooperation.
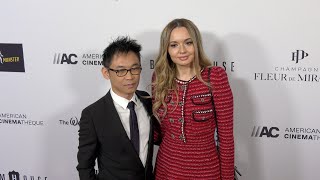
[102,36,142,68]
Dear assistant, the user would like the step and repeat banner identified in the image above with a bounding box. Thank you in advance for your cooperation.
[1,0,319,179]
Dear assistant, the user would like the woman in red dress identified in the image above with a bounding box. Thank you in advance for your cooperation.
[152,18,234,180]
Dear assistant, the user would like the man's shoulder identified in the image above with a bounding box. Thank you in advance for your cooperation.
[82,93,110,113]
[136,90,150,97]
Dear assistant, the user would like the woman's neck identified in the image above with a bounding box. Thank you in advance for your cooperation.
[176,67,196,81]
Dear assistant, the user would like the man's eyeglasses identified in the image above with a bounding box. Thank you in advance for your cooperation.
[108,67,142,77]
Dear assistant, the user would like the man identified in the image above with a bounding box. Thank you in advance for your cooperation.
[77,36,154,180]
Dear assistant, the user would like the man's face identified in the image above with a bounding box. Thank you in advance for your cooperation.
[102,51,141,100]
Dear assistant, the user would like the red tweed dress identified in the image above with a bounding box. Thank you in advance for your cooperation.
[154,67,234,180]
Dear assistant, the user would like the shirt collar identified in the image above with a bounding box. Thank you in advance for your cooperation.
[110,88,138,109]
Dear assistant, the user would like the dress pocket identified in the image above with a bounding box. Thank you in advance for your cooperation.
[191,93,212,105]
[192,109,214,122]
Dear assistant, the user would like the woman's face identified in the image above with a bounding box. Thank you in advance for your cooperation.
[168,27,195,68]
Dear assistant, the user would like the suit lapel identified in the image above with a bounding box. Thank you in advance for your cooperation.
[104,91,144,167]
[136,91,154,175]
[136,91,152,115]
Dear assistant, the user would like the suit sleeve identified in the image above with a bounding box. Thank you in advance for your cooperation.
[151,71,162,145]
[153,116,162,145]
[211,67,234,180]
[77,108,98,180]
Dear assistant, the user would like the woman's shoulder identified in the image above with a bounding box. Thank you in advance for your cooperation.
[208,66,225,72]
[203,66,227,76]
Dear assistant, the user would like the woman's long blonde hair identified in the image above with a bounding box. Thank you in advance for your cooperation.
[152,18,212,119]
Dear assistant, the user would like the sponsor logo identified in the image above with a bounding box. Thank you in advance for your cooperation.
[292,50,308,64]
[0,44,25,72]
[252,126,320,141]
[0,51,3,64]
[0,113,44,126]
[59,116,79,126]
[149,59,236,73]
[251,126,279,138]
[0,170,48,180]
[253,50,319,83]
[212,61,235,73]
[53,53,102,66]
[284,127,320,140]
[149,60,154,69]
[53,53,78,64]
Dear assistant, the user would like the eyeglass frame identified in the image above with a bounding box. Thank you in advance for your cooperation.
[107,67,142,77]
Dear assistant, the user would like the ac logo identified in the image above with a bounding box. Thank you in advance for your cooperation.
[292,50,308,64]
[53,53,78,64]
[251,126,279,138]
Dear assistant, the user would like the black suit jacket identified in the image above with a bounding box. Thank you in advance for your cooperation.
[77,90,154,180]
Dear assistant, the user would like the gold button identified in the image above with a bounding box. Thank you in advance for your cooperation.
[169,118,174,123]
[171,134,175,139]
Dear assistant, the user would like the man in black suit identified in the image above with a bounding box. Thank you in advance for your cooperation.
[77,36,154,180]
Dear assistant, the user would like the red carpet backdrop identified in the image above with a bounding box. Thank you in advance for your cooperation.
[1,0,319,179]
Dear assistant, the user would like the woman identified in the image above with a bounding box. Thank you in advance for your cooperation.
[152,18,234,179]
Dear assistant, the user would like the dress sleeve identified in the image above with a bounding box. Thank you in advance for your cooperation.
[210,66,234,180]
